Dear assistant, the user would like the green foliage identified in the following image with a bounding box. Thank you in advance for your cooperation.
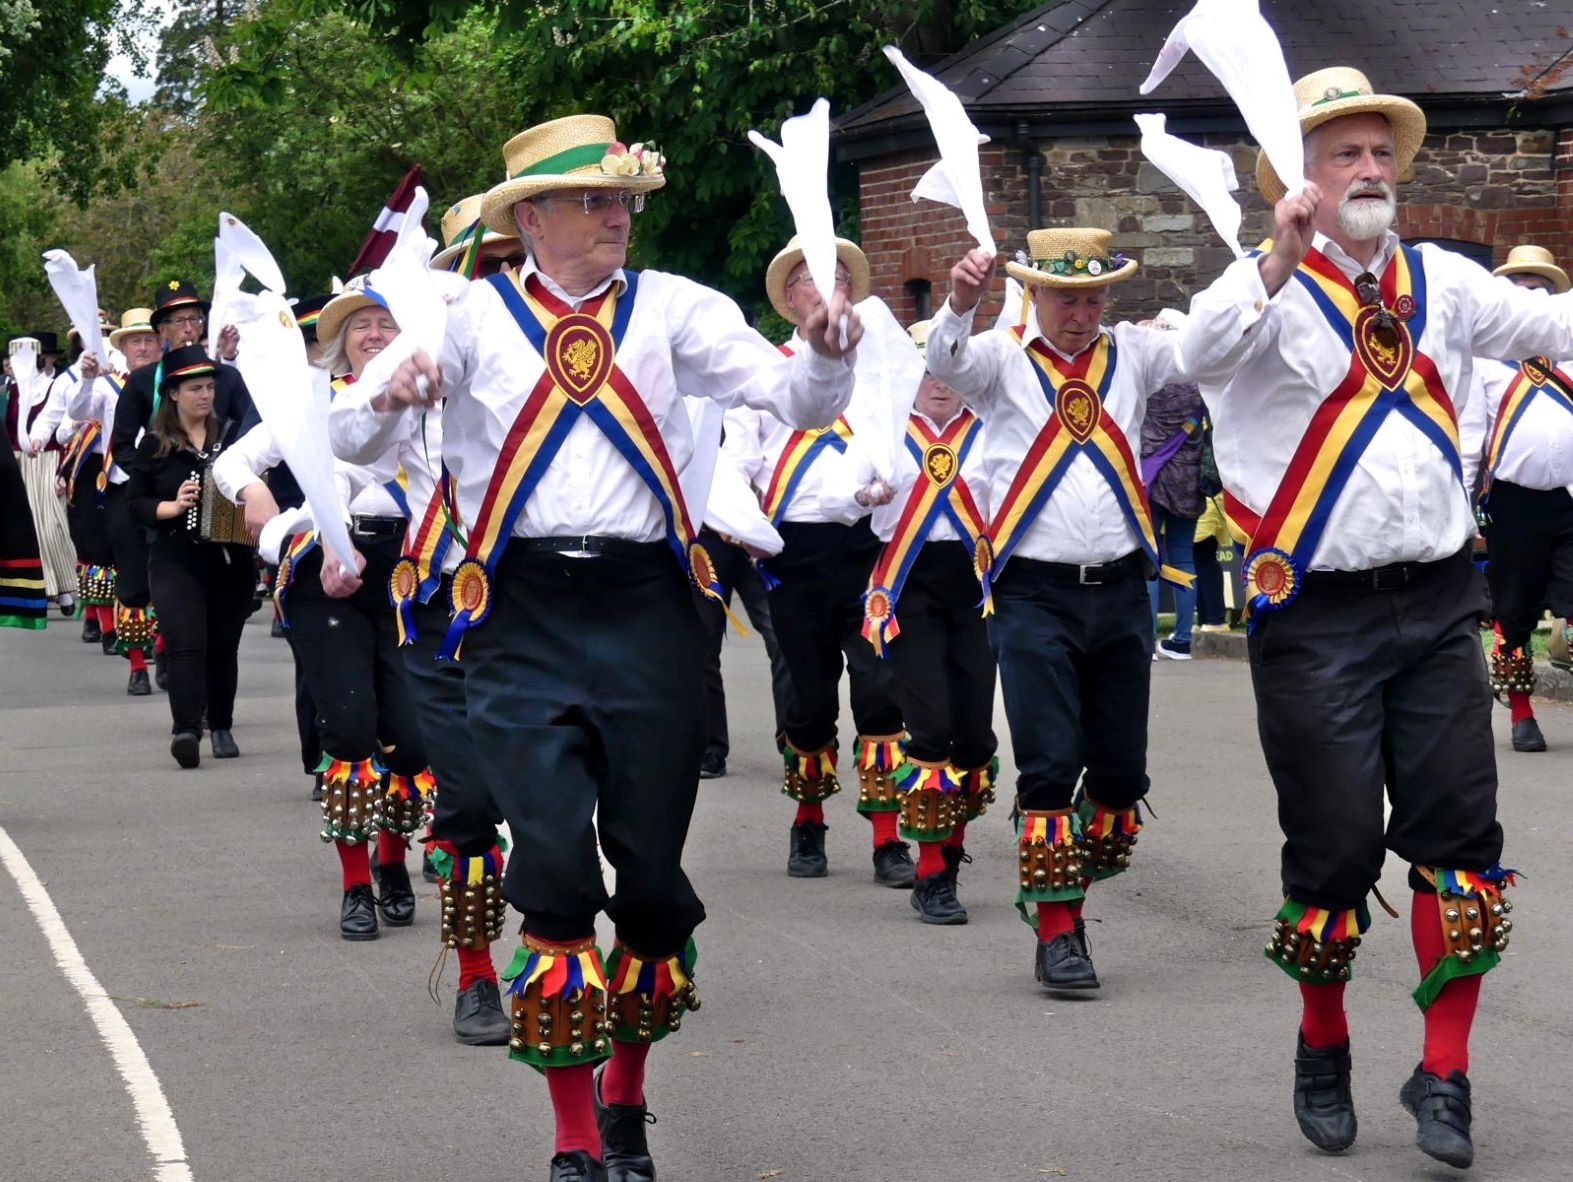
[0,161,64,337]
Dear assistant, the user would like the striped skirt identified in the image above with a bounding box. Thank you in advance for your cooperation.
[16,450,77,600]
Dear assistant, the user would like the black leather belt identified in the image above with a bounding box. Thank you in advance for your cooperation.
[1300,552,1458,593]
[1031,552,1146,586]
[350,514,407,539]
[515,535,664,560]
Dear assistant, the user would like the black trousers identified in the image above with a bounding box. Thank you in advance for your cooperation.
[402,577,504,853]
[694,529,794,757]
[1194,537,1227,626]
[102,482,151,607]
[884,542,997,768]
[763,521,903,751]
[147,543,255,735]
[284,536,426,775]
[988,556,1152,812]
[65,454,114,567]
[461,541,706,955]
[282,635,322,776]
[1248,549,1504,910]
[1484,479,1573,651]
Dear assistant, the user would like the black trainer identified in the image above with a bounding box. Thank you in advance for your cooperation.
[1512,716,1547,752]
[340,883,378,941]
[940,843,971,878]
[872,840,916,888]
[1293,1034,1357,1152]
[210,729,239,759]
[910,871,968,924]
[698,750,726,779]
[787,821,828,877]
[550,1150,607,1182]
[128,668,152,696]
[170,731,200,769]
[595,1067,656,1182]
[452,978,510,1046]
[1034,930,1099,991]
[1399,1064,1473,1169]
[374,860,416,926]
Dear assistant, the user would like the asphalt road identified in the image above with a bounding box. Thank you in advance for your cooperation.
[2,612,1569,1181]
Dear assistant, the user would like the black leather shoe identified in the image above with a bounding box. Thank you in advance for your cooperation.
[1293,1034,1357,1152]
[787,821,828,877]
[910,871,968,924]
[1512,716,1547,752]
[340,883,379,941]
[81,616,101,644]
[872,840,916,888]
[453,978,510,1045]
[595,1068,656,1182]
[128,668,152,696]
[210,729,239,759]
[170,731,201,769]
[154,647,168,690]
[100,630,117,656]
[1399,1065,1473,1169]
[698,751,726,779]
[1035,930,1100,991]
[374,860,416,926]
[310,774,324,803]
[549,1150,607,1182]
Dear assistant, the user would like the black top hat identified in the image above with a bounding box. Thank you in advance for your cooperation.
[150,280,212,330]
[292,294,334,344]
[158,344,218,391]
[30,332,60,354]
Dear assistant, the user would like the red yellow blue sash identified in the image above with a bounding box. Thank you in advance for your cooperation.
[59,420,101,500]
[95,373,126,492]
[272,529,319,628]
[1481,357,1573,496]
[989,331,1181,584]
[760,412,854,525]
[862,410,990,654]
[1232,245,1459,625]
[439,271,722,659]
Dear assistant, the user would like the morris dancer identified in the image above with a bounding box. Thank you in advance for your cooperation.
[1175,67,1573,1168]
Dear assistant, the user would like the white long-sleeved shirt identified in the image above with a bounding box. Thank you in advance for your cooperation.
[925,301,1179,567]
[27,367,79,450]
[213,416,404,527]
[65,373,130,482]
[1178,231,1573,570]
[1459,356,1573,494]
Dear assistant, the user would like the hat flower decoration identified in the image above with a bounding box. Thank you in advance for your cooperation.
[600,142,665,179]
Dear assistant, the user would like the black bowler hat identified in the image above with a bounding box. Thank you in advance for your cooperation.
[150,279,212,330]
[291,294,334,344]
[30,331,60,354]
[158,344,218,392]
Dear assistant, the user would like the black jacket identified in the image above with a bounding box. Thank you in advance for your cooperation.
[126,427,251,567]
[111,358,256,473]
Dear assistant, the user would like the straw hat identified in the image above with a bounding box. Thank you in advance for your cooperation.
[763,236,872,324]
[907,319,933,350]
[314,275,392,345]
[478,115,667,237]
[432,193,524,271]
[1493,245,1570,295]
[1004,228,1137,289]
[108,308,156,352]
[1256,66,1427,205]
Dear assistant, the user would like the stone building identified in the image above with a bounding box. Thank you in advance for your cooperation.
[837,0,1573,324]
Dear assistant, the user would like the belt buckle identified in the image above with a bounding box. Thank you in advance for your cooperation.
[1078,563,1103,586]
[1371,565,1408,591]
[351,517,374,539]
[561,534,596,559]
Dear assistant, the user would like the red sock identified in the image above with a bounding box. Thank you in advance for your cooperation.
[336,840,372,890]
[127,648,147,673]
[599,1039,651,1108]
[376,829,408,866]
[944,820,968,848]
[94,604,114,630]
[1067,876,1092,920]
[1412,889,1481,1076]
[1036,900,1075,941]
[1508,691,1534,724]
[456,946,495,991]
[546,1063,600,1157]
[154,633,166,653]
[793,801,824,826]
[870,810,899,847]
[1298,982,1349,1048]
[915,841,947,880]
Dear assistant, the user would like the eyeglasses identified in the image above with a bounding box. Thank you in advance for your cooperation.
[164,314,206,328]
[536,191,646,216]
[786,267,852,289]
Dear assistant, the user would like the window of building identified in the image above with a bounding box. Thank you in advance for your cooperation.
[904,278,933,321]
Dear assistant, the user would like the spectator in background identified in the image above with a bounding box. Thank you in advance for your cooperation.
[1141,379,1206,658]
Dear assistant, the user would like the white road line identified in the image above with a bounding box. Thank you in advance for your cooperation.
[0,825,194,1182]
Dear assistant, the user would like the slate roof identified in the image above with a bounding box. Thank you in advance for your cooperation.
[838,0,1573,154]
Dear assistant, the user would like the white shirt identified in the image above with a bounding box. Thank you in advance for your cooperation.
[925,300,1179,566]
[826,407,991,543]
[358,259,854,549]
[1460,356,1573,494]
[1178,231,1573,570]
[214,416,404,526]
[27,367,79,450]
[66,373,131,482]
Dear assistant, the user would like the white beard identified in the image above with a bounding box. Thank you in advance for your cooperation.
[1336,187,1396,241]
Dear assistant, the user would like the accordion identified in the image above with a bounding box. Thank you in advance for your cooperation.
[185,463,255,546]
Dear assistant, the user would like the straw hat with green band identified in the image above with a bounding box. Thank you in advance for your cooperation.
[1493,245,1570,295]
[1004,227,1137,290]
[108,307,156,352]
[1255,66,1427,206]
[478,114,667,237]
[432,193,523,272]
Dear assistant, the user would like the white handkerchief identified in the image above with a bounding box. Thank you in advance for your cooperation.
[1135,113,1244,259]
[749,99,840,312]
[42,251,103,362]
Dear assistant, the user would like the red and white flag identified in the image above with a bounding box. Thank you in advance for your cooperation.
[347,165,424,277]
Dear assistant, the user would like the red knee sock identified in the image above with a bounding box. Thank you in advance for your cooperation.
[456,946,496,991]
[944,820,968,849]
[376,829,408,866]
[546,1063,600,1157]
[154,633,165,653]
[1298,981,1349,1048]
[1036,900,1075,942]
[94,604,114,630]
[869,810,899,847]
[127,648,147,673]
[793,801,824,826]
[1412,889,1481,1076]
[1508,691,1534,724]
[915,841,947,880]
[336,840,372,890]
[599,1039,651,1108]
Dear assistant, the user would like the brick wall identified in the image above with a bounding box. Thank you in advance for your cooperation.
[856,126,1573,323]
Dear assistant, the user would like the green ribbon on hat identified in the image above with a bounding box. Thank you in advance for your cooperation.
[512,142,613,179]
[1311,88,1367,107]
